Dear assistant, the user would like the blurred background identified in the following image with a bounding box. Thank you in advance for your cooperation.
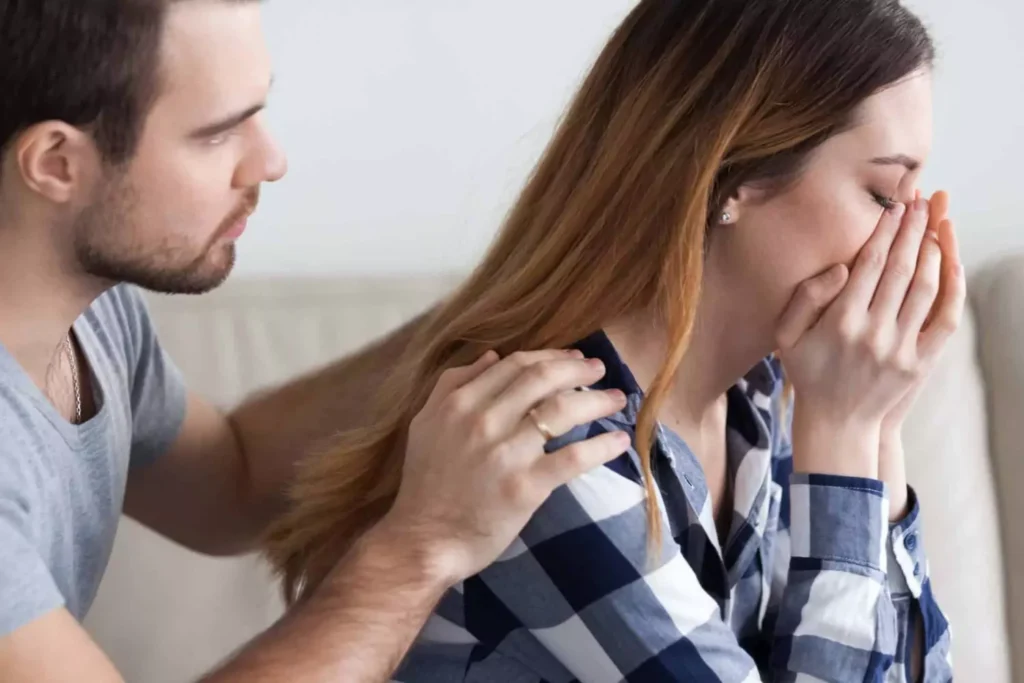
[238,0,1024,277]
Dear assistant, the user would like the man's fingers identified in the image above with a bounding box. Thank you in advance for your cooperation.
[428,350,500,404]
[489,358,612,428]
[836,203,906,310]
[531,431,632,491]
[775,264,849,349]
[897,232,942,335]
[455,349,585,406]
[511,386,628,448]
[869,197,930,320]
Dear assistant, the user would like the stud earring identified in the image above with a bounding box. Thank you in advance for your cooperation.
[721,212,732,224]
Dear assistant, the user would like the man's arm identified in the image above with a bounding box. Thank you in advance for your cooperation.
[124,312,427,555]
[200,518,449,682]
[2,350,629,683]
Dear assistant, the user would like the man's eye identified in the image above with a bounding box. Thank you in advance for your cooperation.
[207,130,234,146]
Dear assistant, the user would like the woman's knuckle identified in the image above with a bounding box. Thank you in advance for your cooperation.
[861,247,888,270]
[509,351,532,368]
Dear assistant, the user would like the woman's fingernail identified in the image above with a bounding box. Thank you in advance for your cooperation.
[892,203,907,218]
[915,197,929,213]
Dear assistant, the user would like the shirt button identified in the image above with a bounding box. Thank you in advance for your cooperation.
[904,532,918,552]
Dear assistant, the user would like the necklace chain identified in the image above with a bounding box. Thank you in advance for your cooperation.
[64,334,82,425]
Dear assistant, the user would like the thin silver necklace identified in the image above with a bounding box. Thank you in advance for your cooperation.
[63,333,82,425]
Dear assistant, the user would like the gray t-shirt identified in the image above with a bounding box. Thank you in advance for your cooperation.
[0,285,187,637]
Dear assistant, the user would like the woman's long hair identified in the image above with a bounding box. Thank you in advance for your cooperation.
[264,0,934,604]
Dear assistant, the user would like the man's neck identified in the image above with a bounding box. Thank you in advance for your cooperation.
[0,219,107,390]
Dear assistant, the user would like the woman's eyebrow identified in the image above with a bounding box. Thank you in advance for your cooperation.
[870,154,920,172]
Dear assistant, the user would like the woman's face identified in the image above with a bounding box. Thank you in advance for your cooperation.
[711,70,934,327]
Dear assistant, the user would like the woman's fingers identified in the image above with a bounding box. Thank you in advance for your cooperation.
[919,218,966,361]
[775,264,850,349]
[869,197,931,321]
[928,190,950,233]
[834,203,906,312]
[897,231,942,336]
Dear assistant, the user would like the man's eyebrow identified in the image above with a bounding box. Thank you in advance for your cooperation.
[189,77,275,139]
[189,103,266,139]
[870,154,921,172]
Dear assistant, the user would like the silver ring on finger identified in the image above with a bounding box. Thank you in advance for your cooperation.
[527,408,555,442]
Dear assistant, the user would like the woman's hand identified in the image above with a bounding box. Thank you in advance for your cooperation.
[775,193,966,484]
[880,190,959,435]
[875,190,962,518]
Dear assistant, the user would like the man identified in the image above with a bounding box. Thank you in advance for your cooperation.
[0,1,630,681]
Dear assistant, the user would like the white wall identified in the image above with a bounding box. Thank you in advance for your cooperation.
[238,0,1024,277]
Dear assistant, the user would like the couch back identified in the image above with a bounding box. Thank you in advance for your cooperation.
[82,268,1019,682]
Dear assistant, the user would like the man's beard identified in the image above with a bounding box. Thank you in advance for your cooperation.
[74,176,257,296]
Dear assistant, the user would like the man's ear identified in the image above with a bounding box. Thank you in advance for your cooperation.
[14,122,103,205]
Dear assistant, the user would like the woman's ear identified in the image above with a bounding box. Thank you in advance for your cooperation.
[717,184,767,226]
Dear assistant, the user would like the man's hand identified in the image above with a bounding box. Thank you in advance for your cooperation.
[202,347,629,683]
[383,348,631,583]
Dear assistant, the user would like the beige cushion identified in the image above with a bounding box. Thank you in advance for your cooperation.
[969,254,1024,682]
[902,302,1011,682]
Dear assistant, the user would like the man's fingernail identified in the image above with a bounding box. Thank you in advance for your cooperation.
[587,359,605,371]
[607,389,627,402]
[568,349,585,358]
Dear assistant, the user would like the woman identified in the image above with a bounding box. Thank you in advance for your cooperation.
[265,0,961,680]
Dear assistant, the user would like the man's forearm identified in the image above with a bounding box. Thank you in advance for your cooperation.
[201,519,452,683]
[227,310,432,540]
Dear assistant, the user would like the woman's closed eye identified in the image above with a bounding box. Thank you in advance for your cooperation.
[871,191,898,210]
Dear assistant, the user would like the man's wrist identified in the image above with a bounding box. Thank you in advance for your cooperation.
[354,513,465,591]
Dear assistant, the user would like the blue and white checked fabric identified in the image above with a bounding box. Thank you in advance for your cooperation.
[394,331,952,682]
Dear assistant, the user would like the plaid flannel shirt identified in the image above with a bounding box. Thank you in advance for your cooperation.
[395,331,953,682]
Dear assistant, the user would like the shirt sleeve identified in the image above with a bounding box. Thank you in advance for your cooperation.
[116,286,188,468]
[770,393,953,681]
[0,492,64,638]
